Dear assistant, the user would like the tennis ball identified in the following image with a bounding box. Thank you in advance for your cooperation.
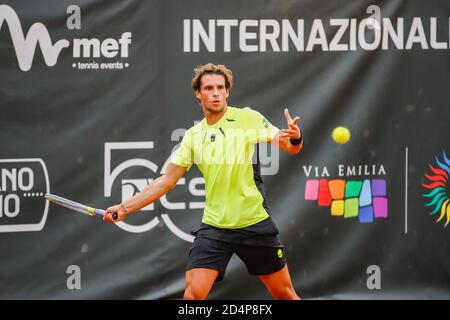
[332,126,351,144]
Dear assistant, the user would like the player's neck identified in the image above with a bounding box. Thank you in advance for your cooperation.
[204,105,228,125]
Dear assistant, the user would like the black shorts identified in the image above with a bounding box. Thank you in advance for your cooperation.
[186,218,286,281]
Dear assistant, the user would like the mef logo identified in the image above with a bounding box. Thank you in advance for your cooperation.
[0,159,50,232]
[422,151,450,227]
[303,164,388,223]
[0,5,132,71]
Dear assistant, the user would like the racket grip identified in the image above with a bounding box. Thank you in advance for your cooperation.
[95,209,118,221]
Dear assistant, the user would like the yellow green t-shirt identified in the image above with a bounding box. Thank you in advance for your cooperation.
[170,106,279,229]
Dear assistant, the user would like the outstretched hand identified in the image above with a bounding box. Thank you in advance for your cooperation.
[279,108,301,140]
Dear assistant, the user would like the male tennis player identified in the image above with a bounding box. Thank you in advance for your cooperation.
[104,63,303,300]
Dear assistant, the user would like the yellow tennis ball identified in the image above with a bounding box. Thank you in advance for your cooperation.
[332,127,351,144]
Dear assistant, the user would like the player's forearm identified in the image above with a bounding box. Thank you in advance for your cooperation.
[121,176,174,214]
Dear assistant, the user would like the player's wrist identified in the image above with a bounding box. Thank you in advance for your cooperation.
[119,203,129,216]
[289,131,303,146]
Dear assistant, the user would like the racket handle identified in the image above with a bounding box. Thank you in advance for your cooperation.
[95,209,119,221]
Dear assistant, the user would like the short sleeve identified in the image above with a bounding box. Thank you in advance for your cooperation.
[170,130,194,170]
[243,107,279,143]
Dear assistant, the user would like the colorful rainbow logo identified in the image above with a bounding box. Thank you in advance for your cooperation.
[304,178,388,223]
[422,151,450,227]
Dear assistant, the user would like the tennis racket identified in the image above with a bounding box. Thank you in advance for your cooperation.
[45,193,118,220]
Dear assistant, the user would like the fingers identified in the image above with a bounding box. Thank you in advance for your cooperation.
[288,123,298,131]
[106,205,121,214]
[280,132,297,137]
[284,108,292,123]
[103,212,113,222]
[279,128,300,138]
[104,211,122,222]
[283,114,300,133]
[103,205,122,222]
[103,209,112,221]
[106,205,118,212]
[284,108,301,128]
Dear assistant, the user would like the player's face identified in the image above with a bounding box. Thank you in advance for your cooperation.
[196,74,229,114]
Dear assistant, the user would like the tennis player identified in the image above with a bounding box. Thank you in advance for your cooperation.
[104,63,303,300]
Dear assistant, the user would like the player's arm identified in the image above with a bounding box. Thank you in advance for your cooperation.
[103,163,187,222]
[271,108,303,154]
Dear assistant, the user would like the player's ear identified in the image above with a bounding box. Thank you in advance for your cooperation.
[195,90,201,100]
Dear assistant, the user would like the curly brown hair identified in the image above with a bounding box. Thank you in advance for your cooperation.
[191,63,233,92]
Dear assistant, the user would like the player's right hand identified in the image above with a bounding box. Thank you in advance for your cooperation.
[103,204,127,222]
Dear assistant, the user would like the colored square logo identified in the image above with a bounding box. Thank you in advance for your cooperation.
[372,179,386,196]
[329,179,346,200]
[305,180,319,200]
[373,197,388,218]
[359,206,374,223]
[305,178,388,224]
[331,200,344,216]
[344,198,359,218]
[345,181,363,198]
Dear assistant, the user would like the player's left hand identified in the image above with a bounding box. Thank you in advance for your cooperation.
[280,108,301,139]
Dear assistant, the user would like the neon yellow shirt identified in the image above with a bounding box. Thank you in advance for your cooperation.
[171,106,279,229]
